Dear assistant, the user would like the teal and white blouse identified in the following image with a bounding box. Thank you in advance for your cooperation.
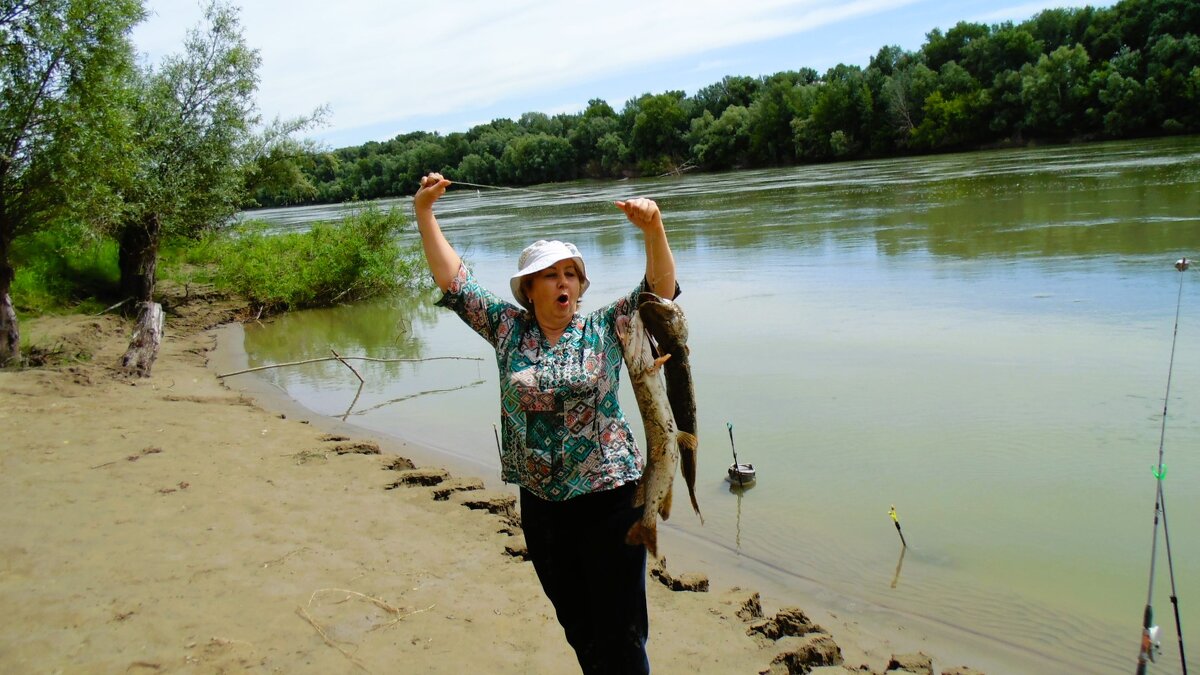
[436,262,661,501]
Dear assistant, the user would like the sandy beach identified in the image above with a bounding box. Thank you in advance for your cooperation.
[0,290,986,674]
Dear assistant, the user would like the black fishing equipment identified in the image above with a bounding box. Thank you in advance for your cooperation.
[493,423,503,480]
[1135,257,1191,675]
[889,505,907,548]
[727,422,751,488]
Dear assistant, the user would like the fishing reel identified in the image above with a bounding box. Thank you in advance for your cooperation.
[1176,258,1190,272]
[1140,624,1163,663]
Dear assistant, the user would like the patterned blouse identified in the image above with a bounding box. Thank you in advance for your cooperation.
[436,262,665,501]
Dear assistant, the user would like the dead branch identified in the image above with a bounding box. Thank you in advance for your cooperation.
[297,588,434,672]
[217,354,484,378]
[94,297,134,316]
[297,606,367,672]
[330,348,364,383]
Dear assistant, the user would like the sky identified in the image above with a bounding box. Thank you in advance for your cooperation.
[131,0,1111,149]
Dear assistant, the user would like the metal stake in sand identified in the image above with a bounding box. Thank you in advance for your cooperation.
[889,505,907,548]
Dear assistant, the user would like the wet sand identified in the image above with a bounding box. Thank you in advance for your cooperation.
[0,293,990,674]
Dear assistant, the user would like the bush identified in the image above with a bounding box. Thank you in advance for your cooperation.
[207,205,428,311]
[10,224,119,315]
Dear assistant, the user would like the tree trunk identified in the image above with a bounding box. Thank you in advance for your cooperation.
[0,226,19,367]
[120,301,163,377]
[117,212,163,376]
[118,212,161,305]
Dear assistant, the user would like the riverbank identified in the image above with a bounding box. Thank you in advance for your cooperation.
[1,293,985,674]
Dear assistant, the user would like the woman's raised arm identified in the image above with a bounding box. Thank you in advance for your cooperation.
[413,173,462,292]
[615,198,676,298]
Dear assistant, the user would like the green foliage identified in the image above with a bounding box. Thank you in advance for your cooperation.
[243,109,331,207]
[206,207,426,312]
[0,0,143,240]
[629,91,691,163]
[500,133,576,184]
[10,225,120,314]
[119,0,263,240]
[1021,44,1094,137]
[0,0,143,363]
[690,106,751,169]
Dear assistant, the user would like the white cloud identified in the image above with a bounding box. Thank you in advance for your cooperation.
[134,0,922,143]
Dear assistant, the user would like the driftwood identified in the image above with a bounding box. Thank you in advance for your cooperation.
[216,354,482,378]
[0,288,19,367]
[120,301,164,377]
[94,297,134,316]
[217,350,486,419]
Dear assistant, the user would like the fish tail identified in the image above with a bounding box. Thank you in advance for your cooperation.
[626,520,658,558]
[678,431,703,523]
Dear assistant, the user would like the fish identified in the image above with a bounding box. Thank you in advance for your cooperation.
[617,309,691,558]
[637,293,701,522]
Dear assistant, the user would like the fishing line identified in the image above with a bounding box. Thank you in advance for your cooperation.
[1136,256,1190,675]
[445,179,547,195]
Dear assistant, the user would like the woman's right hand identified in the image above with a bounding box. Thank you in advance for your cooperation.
[414,172,450,211]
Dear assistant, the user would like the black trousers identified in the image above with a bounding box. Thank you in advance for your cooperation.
[519,482,650,675]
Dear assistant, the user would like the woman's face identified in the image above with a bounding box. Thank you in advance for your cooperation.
[524,259,582,325]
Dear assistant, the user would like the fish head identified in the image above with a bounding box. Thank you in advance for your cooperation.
[617,311,653,372]
[637,293,688,344]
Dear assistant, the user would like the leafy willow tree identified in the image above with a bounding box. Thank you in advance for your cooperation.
[115,0,321,375]
[243,109,331,207]
[0,0,142,367]
[115,0,259,312]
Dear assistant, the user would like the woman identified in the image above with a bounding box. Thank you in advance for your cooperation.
[413,172,678,674]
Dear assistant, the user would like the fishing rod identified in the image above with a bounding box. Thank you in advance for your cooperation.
[1136,257,1191,675]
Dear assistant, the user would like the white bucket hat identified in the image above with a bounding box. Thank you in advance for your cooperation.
[510,239,589,309]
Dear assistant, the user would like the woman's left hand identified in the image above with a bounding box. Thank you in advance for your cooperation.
[615,198,663,233]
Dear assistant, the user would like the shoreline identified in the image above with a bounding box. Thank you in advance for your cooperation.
[2,301,996,674]
[213,319,1039,674]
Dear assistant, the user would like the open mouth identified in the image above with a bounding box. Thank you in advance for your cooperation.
[556,293,569,306]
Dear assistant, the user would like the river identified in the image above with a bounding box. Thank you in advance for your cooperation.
[238,136,1200,673]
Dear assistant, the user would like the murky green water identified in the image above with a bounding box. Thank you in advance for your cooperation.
[241,137,1200,673]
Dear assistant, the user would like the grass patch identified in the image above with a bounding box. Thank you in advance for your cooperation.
[11,224,119,315]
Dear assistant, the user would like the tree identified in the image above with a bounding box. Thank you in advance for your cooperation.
[244,109,330,207]
[114,0,262,375]
[796,65,873,160]
[629,91,690,170]
[499,133,574,184]
[923,21,990,71]
[746,70,815,164]
[689,105,751,169]
[569,99,620,176]
[1021,44,1095,138]
[693,75,759,117]
[0,0,142,366]
[910,88,991,150]
[1145,33,1200,131]
[882,63,938,145]
[961,25,1043,81]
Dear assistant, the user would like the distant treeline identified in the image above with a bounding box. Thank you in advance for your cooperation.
[254,0,1200,207]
